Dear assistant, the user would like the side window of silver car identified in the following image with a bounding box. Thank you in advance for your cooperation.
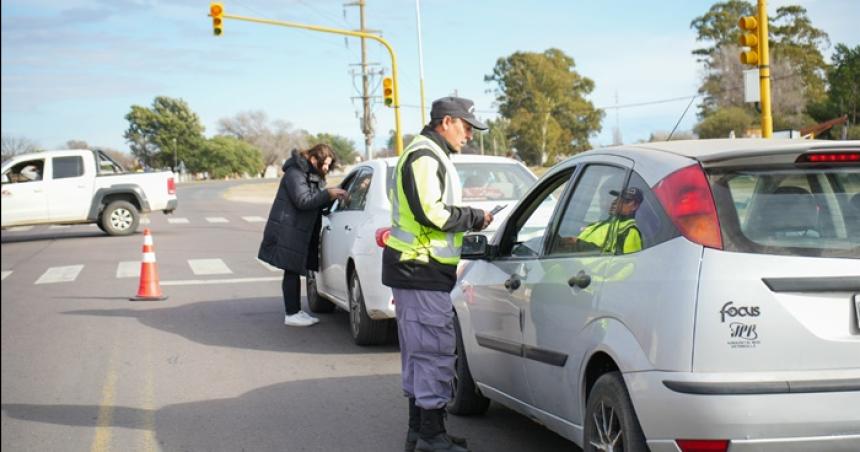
[503,169,573,258]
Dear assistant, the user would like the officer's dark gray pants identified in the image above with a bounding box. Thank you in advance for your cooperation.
[393,288,457,410]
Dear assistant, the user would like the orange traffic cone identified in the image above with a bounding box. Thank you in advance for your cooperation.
[130,228,167,301]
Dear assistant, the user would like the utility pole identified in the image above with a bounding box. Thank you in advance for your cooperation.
[346,0,375,160]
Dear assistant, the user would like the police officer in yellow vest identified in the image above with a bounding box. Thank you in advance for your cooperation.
[562,187,644,255]
[383,97,492,452]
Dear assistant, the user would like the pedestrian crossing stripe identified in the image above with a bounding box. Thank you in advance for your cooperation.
[188,258,232,275]
[242,216,266,223]
[167,218,190,224]
[256,258,280,272]
[1,271,11,281]
[116,261,140,278]
[205,217,229,223]
[35,265,84,284]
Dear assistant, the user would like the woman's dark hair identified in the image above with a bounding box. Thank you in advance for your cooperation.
[302,143,338,170]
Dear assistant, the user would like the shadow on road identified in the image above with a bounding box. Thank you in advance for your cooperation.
[62,296,396,355]
[2,375,574,451]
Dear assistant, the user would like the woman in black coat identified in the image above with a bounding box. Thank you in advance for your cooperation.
[258,144,347,327]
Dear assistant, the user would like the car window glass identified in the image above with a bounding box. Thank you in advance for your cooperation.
[710,167,860,257]
[343,169,373,211]
[501,169,572,258]
[53,156,84,179]
[97,151,123,174]
[331,172,358,213]
[456,162,536,201]
[3,159,45,184]
[548,165,627,256]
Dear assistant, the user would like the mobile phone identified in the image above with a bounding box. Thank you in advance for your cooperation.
[490,204,506,215]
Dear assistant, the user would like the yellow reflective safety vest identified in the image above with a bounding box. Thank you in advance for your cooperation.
[577,218,642,255]
[387,135,464,266]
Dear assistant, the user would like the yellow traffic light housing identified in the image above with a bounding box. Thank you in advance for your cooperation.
[211,2,224,36]
[738,15,759,65]
[382,77,394,107]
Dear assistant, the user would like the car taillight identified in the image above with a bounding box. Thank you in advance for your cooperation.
[676,439,729,452]
[796,151,860,164]
[167,177,176,195]
[375,227,391,248]
[653,164,722,249]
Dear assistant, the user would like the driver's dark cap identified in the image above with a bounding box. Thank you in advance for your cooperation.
[609,187,644,204]
[430,97,488,130]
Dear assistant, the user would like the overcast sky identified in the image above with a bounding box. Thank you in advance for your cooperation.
[2,0,858,158]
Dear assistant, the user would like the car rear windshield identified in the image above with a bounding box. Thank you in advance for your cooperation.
[708,167,860,258]
[386,162,536,202]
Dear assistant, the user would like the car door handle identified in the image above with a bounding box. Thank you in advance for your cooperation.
[568,270,591,289]
[504,275,521,291]
[344,225,352,231]
[323,225,331,231]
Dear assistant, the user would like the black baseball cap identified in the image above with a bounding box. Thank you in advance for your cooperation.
[430,97,488,130]
[609,187,644,204]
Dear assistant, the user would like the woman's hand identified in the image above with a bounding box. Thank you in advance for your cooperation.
[327,187,348,201]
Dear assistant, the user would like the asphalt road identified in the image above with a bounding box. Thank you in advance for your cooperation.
[1,180,576,452]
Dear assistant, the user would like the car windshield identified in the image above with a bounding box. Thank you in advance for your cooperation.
[386,161,535,202]
[709,167,860,258]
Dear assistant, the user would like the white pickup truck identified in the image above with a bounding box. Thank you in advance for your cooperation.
[1,149,178,236]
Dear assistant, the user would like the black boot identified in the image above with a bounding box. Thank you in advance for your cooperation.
[406,403,468,452]
[404,398,421,452]
[416,408,470,452]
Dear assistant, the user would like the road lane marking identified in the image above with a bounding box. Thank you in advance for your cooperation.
[256,258,280,272]
[140,217,151,225]
[167,218,189,224]
[116,261,140,278]
[1,271,11,280]
[35,265,84,284]
[188,258,232,275]
[206,217,229,223]
[90,346,119,452]
[161,276,282,286]
[7,226,34,231]
[242,216,266,223]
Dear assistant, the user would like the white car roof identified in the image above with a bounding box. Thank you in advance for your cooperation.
[374,153,524,166]
[615,138,860,162]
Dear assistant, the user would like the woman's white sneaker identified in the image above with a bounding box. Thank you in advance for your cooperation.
[284,312,315,327]
[297,311,320,324]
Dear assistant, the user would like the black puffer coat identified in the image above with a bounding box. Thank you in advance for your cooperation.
[258,150,333,275]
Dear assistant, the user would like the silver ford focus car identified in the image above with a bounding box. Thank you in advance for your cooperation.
[450,139,860,452]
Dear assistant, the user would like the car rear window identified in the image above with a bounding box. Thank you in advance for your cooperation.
[709,167,860,258]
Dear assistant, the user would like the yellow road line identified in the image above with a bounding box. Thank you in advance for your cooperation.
[90,358,119,452]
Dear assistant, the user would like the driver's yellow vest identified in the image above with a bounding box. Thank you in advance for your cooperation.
[387,136,463,266]
[578,218,641,254]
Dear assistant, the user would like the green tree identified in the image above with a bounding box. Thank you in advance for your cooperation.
[309,133,358,166]
[217,110,309,174]
[124,96,205,170]
[827,44,860,124]
[694,107,754,138]
[196,136,263,179]
[386,130,416,156]
[485,48,602,165]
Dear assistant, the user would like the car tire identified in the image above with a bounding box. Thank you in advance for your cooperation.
[306,271,335,313]
[584,372,647,452]
[100,200,139,236]
[95,217,107,233]
[348,270,389,346]
[447,318,490,415]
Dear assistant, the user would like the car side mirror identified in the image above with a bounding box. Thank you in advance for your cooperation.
[461,234,490,260]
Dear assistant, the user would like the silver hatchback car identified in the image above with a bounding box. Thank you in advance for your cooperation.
[450,139,860,452]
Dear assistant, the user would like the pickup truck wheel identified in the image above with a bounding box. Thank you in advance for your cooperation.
[101,200,139,236]
[306,271,335,313]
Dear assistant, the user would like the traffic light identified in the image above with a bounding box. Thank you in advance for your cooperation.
[382,77,394,107]
[211,2,224,36]
[738,15,759,65]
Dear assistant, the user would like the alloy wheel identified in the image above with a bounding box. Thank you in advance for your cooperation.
[110,208,133,231]
[349,274,362,337]
[590,401,622,452]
